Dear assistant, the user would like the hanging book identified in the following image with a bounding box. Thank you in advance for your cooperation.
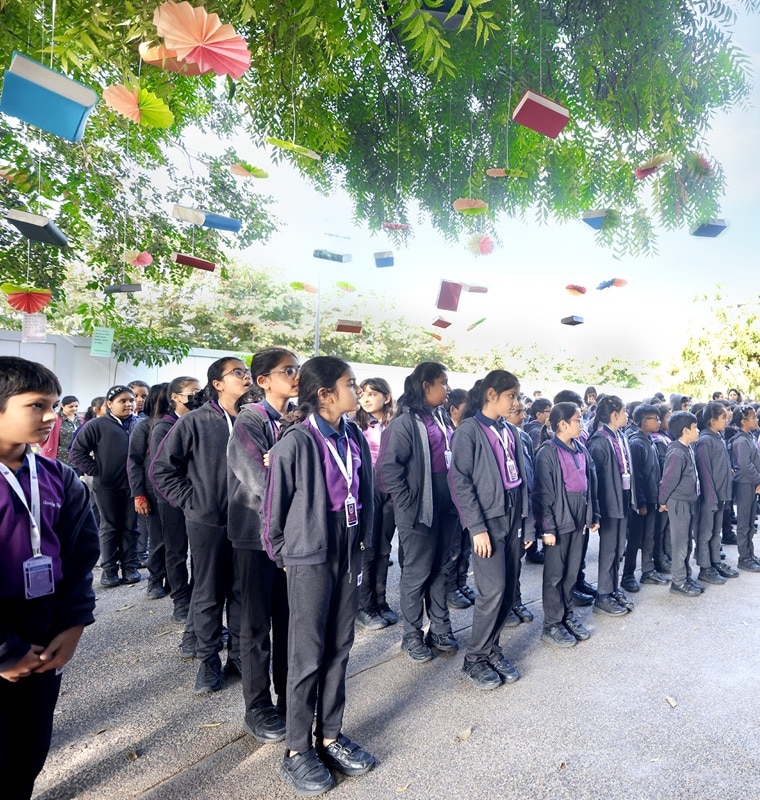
[561,315,584,326]
[5,210,68,246]
[104,283,142,294]
[436,280,463,312]
[462,284,488,294]
[432,316,452,329]
[374,251,394,268]
[512,90,569,139]
[0,52,97,142]
[690,219,726,238]
[172,205,206,225]
[336,319,362,334]
[202,213,241,233]
[313,249,351,263]
[173,252,216,271]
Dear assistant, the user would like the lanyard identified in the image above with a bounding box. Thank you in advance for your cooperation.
[0,448,42,555]
[222,409,235,439]
[688,445,701,496]
[493,421,513,456]
[432,410,451,450]
[311,415,354,496]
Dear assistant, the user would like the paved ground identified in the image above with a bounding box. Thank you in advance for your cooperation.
[34,533,760,800]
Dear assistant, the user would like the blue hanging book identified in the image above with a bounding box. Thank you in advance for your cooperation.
[0,52,98,143]
[5,210,68,246]
[202,213,241,233]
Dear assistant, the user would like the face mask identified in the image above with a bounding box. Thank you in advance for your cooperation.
[182,391,203,411]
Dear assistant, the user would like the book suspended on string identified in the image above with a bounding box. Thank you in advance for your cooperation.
[0,52,98,142]
[5,210,68,246]
[512,90,569,139]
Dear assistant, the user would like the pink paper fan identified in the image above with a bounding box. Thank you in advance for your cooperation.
[122,249,153,267]
[103,85,141,123]
[153,1,251,79]
[465,233,494,256]
[138,42,211,76]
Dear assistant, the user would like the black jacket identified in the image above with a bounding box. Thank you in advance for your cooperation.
[628,429,661,507]
[69,413,139,489]
[587,427,637,519]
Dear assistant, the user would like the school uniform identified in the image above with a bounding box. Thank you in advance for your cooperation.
[534,438,599,626]
[377,407,456,637]
[727,431,760,563]
[69,413,140,580]
[0,453,99,800]
[513,427,535,606]
[658,441,700,586]
[261,416,373,755]
[227,401,289,717]
[587,427,636,596]
[150,401,240,667]
[623,428,662,579]
[148,414,191,618]
[694,429,733,568]
[127,417,166,591]
[448,415,533,664]
[651,430,673,569]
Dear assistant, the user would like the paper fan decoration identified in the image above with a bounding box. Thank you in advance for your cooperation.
[121,249,153,267]
[634,152,672,180]
[486,167,528,179]
[1,283,53,314]
[381,221,411,231]
[467,317,486,332]
[139,42,212,76]
[153,1,251,79]
[565,284,587,296]
[102,84,173,128]
[265,136,320,161]
[453,198,488,216]
[290,281,318,294]
[685,153,713,179]
[423,330,443,342]
[336,281,356,293]
[596,278,628,290]
[230,162,268,178]
[465,233,494,256]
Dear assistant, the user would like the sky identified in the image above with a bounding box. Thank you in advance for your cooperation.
[179,8,760,382]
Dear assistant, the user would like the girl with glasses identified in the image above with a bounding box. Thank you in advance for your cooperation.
[727,405,760,571]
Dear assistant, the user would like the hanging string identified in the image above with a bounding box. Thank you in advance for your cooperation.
[49,0,57,69]
[290,33,298,143]
[395,90,401,205]
[506,0,514,168]
[447,94,452,205]
[538,0,543,94]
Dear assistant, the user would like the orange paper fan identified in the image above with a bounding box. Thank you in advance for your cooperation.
[138,42,211,76]
[1,283,52,314]
[453,198,488,215]
[153,1,251,79]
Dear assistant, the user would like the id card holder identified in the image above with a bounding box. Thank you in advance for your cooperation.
[345,494,359,527]
[23,555,55,599]
[621,472,631,491]
[444,449,452,470]
[506,454,519,482]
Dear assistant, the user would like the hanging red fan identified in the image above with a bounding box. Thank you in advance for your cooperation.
[1,283,52,313]
[565,284,587,296]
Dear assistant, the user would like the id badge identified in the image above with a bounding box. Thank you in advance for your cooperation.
[444,449,452,470]
[345,494,358,527]
[622,472,631,491]
[23,555,55,599]
[506,454,519,482]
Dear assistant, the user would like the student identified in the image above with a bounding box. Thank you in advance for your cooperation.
[443,388,475,609]
[694,402,740,583]
[621,404,669,592]
[524,397,552,453]
[261,357,375,796]
[151,357,250,694]
[128,384,169,600]
[651,403,673,572]
[448,370,533,689]
[354,377,399,628]
[378,362,458,663]
[70,385,140,587]
[228,348,299,745]
[0,357,99,800]
[658,411,703,595]
[583,386,597,408]
[128,380,150,417]
[727,405,760,572]
[148,377,201,629]
[587,395,636,616]
[534,403,599,647]
[83,396,106,422]
[39,395,81,467]
[727,388,742,404]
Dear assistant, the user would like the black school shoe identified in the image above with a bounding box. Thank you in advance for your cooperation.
[512,604,534,623]
[122,567,141,584]
[575,580,598,598]
[179,630,197,660]
[401,631,433,663]
[223,655,242,680]
[670,581,701,596]
[571,587,594,606]
[488,655,520,684]
[612,591,635,611]
[698,567,726,585]
[620,575,640,593]
[592,594,627,616]
[447,589,471,609]
[194,655,223,694]
[425,630,459,655]
[462,659,502,690]
[459,584,477,603]
[355,608,389,630]
[713,562,740,579]
[317,734,376,776]
[738,558,760,572]
[541,624,576,648]
[244,703,286,743]
[640,570,669,585]
[687,578,705,593]
[563,616,591,641]
[376,603,399,625]
[280,749,335,796]
[100,572,121,588]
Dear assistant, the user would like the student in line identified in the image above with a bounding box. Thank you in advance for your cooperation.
[534,403,599,648]
[353,377,399,629]
[448,370,533,689]
[587,395,636,617]
[659,411,703,595]
[378,362,458,663]
[0,357,99,800]
[621,404,669,592]
[151,358,250,694]
[727,405,760,572]
[39,395,81,467]
[70,385,140,587]
[262,357,375,797]
[228,348,299,745]
[148,377,201,630]
[694,403,739,583]
[651,403,674,573]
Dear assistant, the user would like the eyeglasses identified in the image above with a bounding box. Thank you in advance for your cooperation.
[266,366,300,379]
[222,368,252,380]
